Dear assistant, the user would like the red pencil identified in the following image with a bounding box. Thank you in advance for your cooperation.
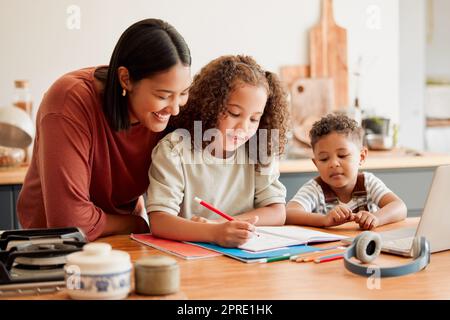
[194,197,234,221]
[314,254,344,264]
[194,197,259,237]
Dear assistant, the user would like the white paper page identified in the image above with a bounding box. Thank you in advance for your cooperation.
[238,232,301,252]
[256,226,346,242]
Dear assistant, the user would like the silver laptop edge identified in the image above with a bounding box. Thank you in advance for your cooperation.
[413,165,450,253]
[342,165,450,257]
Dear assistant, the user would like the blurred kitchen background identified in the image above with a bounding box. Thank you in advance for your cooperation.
[0,0,449,153]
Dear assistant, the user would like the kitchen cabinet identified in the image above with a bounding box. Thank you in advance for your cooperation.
[0,166,26,230]
[0,185,22,230]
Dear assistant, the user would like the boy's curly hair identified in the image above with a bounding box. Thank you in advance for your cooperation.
[309,114,364,149]
[168,55,289,160]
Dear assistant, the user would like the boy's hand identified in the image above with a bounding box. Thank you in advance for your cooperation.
[322,205,354,227]
[354,211,379,230]
[212,216,258,247]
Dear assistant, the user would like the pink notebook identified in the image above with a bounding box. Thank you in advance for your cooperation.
[130,234,221,260]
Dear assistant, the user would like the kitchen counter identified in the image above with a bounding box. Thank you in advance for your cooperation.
[0,165,28,185]
[1,149,450,185]
[280,148,450,173]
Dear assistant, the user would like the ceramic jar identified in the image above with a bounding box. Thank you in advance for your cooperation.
[134,255,179,295]
[65,243,132,300]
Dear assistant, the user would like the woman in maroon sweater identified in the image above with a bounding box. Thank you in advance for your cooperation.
[17,19,192,241]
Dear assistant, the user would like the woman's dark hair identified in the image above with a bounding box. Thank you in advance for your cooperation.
[95,19,191,131]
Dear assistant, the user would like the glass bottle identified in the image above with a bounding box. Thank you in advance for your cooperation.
[13,80,33,116]
[352,97,362,126]
[12,80,33,164]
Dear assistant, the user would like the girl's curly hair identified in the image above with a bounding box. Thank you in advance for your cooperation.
[168,55,289,161]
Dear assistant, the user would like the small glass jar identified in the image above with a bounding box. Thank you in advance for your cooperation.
[0,146,25,168]
[12,80,33,163]
[13,80,33,116]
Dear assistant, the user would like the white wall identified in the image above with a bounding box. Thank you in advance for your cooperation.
[398,0,426,150]
[0,0,399,124]
[427,0,450,78]
[423,0,450,152]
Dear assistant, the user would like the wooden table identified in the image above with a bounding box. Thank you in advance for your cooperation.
[7,218,450,300]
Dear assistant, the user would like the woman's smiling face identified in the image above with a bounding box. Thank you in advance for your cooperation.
[126,62,191,132]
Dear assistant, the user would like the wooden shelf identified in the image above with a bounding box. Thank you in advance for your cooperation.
[426,118,450,128]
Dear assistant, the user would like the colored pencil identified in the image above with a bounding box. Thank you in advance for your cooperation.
[314,254,344,264]
[194,197,234,221]
[248,253,292,264]
[194,196,259,237]
[289,245,344,261]
[300,248,347,262]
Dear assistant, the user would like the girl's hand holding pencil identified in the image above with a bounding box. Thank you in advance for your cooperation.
[194,197,259,247]
[211,217,259,247]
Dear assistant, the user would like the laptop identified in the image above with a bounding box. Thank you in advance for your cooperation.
[342,165,450,257]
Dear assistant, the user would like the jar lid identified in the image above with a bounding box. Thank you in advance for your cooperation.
[66,243,131,273]
[134,255,178,269]
[14,80,29,88]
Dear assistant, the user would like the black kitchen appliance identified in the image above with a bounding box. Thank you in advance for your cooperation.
[0,227,87,297]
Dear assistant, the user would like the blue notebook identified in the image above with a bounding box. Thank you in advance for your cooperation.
[186,242,319,263]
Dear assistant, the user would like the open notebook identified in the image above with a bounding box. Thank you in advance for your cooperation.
[239,226,346,252]
[130,234,221,260]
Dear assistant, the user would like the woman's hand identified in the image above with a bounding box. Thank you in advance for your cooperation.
[212,216,258,247]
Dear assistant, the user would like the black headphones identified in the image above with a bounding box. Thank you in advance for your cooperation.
[343,231,430,277]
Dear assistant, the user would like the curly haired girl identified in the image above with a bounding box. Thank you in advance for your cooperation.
[146,55,289,247]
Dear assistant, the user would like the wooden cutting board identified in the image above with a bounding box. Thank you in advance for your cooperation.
[289,78,334,145]
[279,65,310,88]
[310,0,348,110]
